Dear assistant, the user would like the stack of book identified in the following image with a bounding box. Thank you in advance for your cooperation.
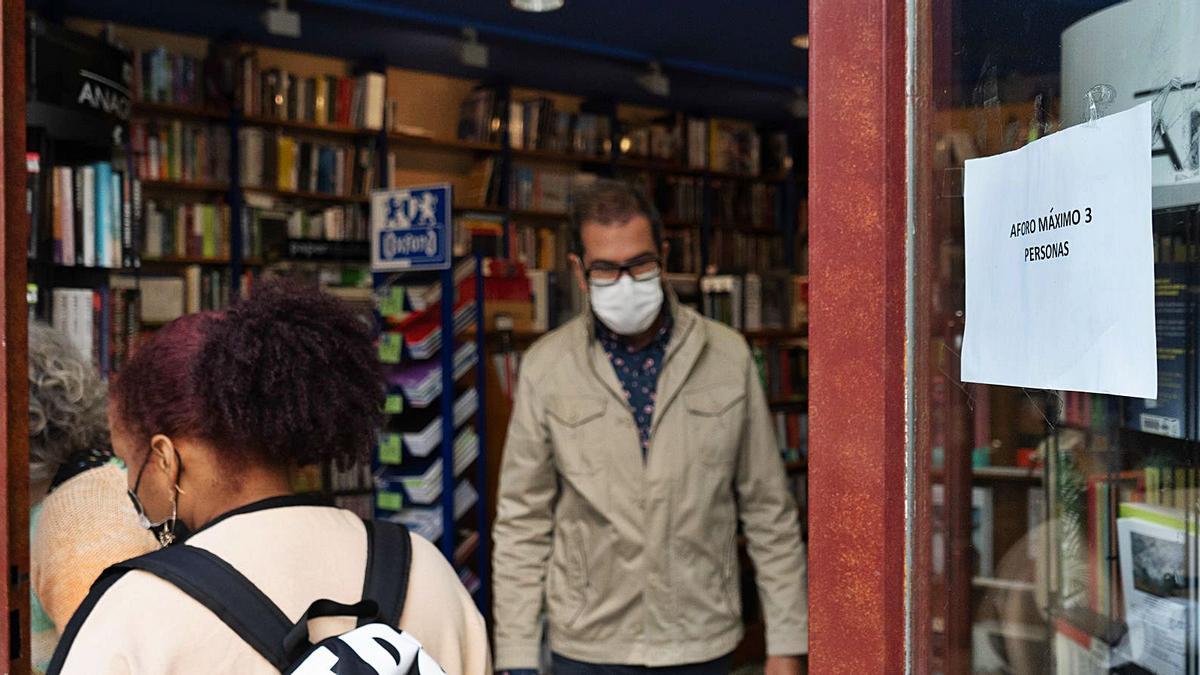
[48,163,138,269]
[701,272,808,331]
[381,481,478,543]
[509,165,573,213]
[619,119,683,163]
[710,229,788,272]
[239,56,386,130]
[457,88,505,144]
[389,388,480,458]
[132,120,231,185]
[507,97,611,158]
[711,180,778,228]
[133,47,205,107]
[707,119,761,176]
[50,280,140,378]
[511,225,562,271]
[386,342,478,408]
[625,172,705,224]
[239,129,378,197]
[390,299,478,360]
[754,343,808,400]
[143,200,230,260]
[376,430,480,503]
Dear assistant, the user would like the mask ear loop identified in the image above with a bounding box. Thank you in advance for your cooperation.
[157,452,187,548]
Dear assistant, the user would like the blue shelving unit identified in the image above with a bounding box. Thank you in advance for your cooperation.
[372,254,489,609]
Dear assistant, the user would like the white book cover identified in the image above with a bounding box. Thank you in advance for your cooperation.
[58,168,75,266]
[364,72,385,130]
[81,166,95,267]
[1116,504,1191,675]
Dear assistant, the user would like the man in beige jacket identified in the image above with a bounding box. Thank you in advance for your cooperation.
[493,179,807,675]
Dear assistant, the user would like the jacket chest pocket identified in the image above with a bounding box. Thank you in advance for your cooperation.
[546,395,608,475]
[683,384,746,466]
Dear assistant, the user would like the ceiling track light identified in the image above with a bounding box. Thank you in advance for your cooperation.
[460,27,489,68]
[511,0,564,12]
[791,34,809,49]
[636,61,670,98]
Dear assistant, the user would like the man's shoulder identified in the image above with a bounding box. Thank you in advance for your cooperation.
[520,315,587,377]
[690,311,751,361]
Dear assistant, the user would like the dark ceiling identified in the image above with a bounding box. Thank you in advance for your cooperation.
[34,0,809,122]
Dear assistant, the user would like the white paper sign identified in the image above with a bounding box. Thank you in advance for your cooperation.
[961,102,1156,398]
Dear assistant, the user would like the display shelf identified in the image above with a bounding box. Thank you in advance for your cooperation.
[242,114,374,139]
[131,101,230,121]
[243,186,369,203]
[141,179,230,194]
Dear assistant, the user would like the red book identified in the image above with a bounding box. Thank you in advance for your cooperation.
[336,78,352,126]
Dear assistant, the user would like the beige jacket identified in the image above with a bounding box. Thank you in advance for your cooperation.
[493,301,808,669]
[53,501,491,674]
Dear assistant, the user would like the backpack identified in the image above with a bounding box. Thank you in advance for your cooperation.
[50,520,444,675]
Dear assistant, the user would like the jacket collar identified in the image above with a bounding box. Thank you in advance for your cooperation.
[573,284,707,431]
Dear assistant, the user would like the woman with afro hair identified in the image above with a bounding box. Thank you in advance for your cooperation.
[49,281,490,674]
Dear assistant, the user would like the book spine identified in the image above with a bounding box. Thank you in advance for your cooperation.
[82,165,97,267]
[110,171,122,268]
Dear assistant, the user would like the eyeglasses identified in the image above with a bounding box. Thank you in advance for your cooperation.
[585,254,662,287]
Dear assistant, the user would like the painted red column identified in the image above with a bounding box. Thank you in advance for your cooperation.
[807,0,909,671]
[1,1,30,671]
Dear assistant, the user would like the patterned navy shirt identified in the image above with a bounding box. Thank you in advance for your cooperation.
[595,314,673,456]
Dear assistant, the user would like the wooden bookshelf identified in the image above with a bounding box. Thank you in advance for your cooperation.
[510,146,610,165]
[453,205,568,222]
[141,255,231,265]
[242,114,375,139]
[243,186,369,203]
[389,133,500,154]
[617,156,705,175]
[931,466,1043,485]
[743,328,808,341]
[770,396,808,408]
[141,179,230,194]
[131,101,230,121]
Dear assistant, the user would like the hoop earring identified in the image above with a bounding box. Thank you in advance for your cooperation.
[157,485,181,548]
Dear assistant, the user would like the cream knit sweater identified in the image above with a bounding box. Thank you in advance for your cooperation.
[31,463,159,672]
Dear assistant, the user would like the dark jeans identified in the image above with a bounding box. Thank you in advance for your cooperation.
[551,653,732,675]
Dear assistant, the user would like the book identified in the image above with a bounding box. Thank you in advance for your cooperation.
[81,165,96,267]
[1115,502,1193,675]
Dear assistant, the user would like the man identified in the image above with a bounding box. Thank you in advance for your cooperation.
[493,179,807,675]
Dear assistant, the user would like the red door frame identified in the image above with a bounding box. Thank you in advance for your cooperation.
[807,0,911,671]
[2,1,30,672]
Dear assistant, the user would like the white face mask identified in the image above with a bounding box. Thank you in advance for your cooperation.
[590,274,664,335]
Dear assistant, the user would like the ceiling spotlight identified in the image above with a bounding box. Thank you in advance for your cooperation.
[512,0,564,12]
[460,27,489,68]
[636,61,670,97]
[263,0,301,38]
[791,34,809,49]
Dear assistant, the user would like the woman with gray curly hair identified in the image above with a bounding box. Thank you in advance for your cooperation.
[28,322,155,674]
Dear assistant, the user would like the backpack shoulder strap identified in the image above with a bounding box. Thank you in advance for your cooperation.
[95,545,294,670]
[361,520,413,627]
